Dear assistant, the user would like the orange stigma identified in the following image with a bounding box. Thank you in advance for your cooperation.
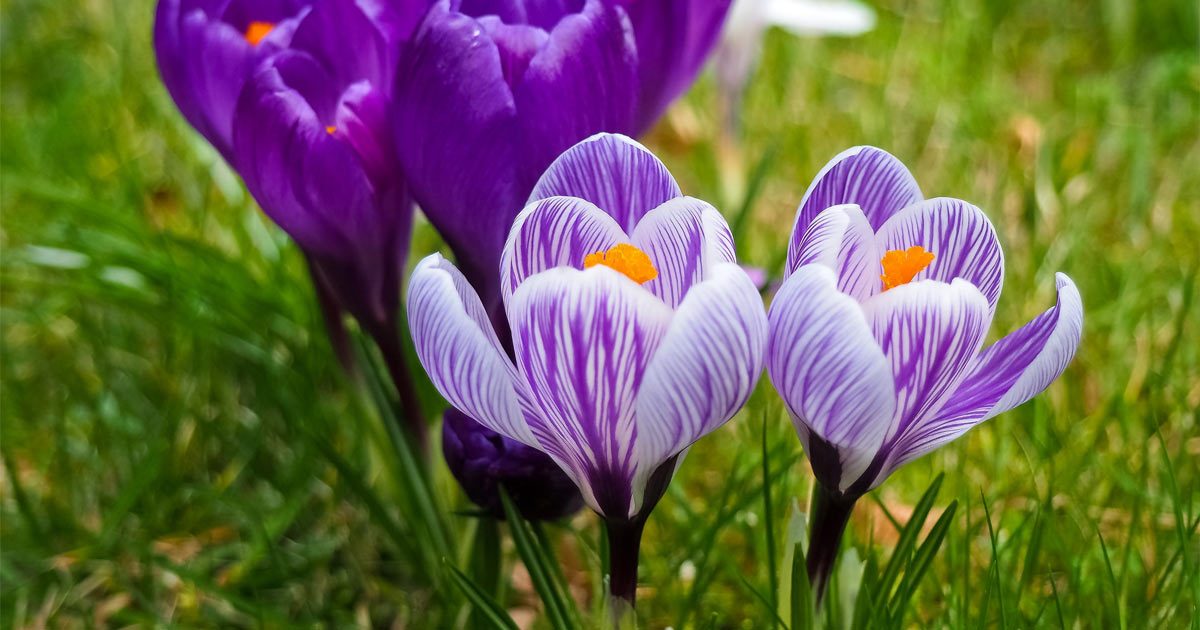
[880,246,935,290]
[244,21,275,46]
[584,243,657,284]
[325,126,337,135]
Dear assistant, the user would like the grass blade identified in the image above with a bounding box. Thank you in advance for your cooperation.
[499,488,578,629]
[445,561,520,630]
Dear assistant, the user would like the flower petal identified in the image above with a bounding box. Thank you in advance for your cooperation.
[766,265,895,492]
[887,273,1083,470]
[791,146,922,249]
[787,203,879,302]
[407,254,539,448]
[862,278,992,455]
[875,197,1005,315]
[499,196,628,307]
[635,263,766,502]
[528,133,683,231]
[631,197,737,307]
[509,266,675,518]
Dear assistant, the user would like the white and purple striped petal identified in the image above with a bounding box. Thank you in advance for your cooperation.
[508,266,675,518]
[767,265,895,492]
[635,263,767,505]
[790,146,923,251]
[787,203,879,302]
[876,198,1005,315]
[407,254,539,448]
[885,273,1083,471]
[631,197,738,307]
[527,133,683,231]
[499,196,628,307]
[862,279,992,447]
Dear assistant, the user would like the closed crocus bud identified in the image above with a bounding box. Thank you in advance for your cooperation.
[393,0,731,317]
[443,409,584,521]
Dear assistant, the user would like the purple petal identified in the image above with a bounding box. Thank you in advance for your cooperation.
[875,198,1005,315]
[862,278,992,456]
[392,2,521,302]
[788,203,879,302]
[508,266,674,518]
[791,146,923,249]
[499,196,628,307]
[514,0,639,174]
[886,273,1082,471]
[630,197,737,308]
[766,265,895,492]
[528,133,682,231]
[618,0,733,134]
[290,0,390,89]
[635,263,766,504]
[407,254,540,448]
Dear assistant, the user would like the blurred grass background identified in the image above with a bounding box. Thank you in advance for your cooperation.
[2,0,1197,626]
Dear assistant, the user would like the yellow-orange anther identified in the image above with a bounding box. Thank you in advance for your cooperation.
[244,21,275,46]
[583,243,658,284]
[325,126,337,135]
[880,246,935,290]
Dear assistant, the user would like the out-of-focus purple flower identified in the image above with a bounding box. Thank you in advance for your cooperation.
[408,134,766,607]
[443,408,584,521]
[392,0,731,314]
[154,0,313,162]
[766,146,1083,598]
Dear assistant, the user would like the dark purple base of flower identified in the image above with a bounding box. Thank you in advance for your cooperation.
[807,483,859,605]
[605,518,645,608]
[442,409,584,522]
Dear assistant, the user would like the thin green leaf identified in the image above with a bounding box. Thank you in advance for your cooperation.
[444,561,520,630]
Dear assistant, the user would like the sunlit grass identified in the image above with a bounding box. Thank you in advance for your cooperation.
[2,0,1197,626]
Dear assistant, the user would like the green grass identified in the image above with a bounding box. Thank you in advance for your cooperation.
[2,0,1198,626]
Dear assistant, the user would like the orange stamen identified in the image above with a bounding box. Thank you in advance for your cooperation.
[325,126,337,135]
[244,21,275,46]
[880,246,935,290]
[583,243,657,284]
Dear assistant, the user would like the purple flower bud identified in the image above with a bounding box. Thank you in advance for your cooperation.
[442,408,584,521]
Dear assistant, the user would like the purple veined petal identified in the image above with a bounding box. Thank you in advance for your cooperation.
[791,146,923,249]
[766,265,895,492]
[861,278,992,455]
[499,196,629,308]
[634,263,766,506]
[508,265,675,518]
[630,197,737,308]
[884,273,1083,474]
[407,254,541,448]
[528,133,683,232]
[788,203,880,302]
[875,197,1005,316]
[514,0,639,180]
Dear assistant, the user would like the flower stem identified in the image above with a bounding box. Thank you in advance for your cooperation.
[806,484,857,606]
[605,518,645,620]
[304,258,356,376]
[370,325,427,453]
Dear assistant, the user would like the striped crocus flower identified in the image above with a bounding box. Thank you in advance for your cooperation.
[408,133,767,609]
[766,146,1083,599]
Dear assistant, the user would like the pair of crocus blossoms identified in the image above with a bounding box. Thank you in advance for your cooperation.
[409,133,1084,607]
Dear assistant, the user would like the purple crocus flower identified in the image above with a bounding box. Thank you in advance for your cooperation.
[766,146,1083,599]
[393,0,731,316]
[229,0,430,436]
[407,134,766,610]
[443,408,584,521]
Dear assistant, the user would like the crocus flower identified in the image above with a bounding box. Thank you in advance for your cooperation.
[392,0,731,318]
[231,0,429,436]
[408,133,766,610]
[766,146,1083,599]
[443,408,585,521]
